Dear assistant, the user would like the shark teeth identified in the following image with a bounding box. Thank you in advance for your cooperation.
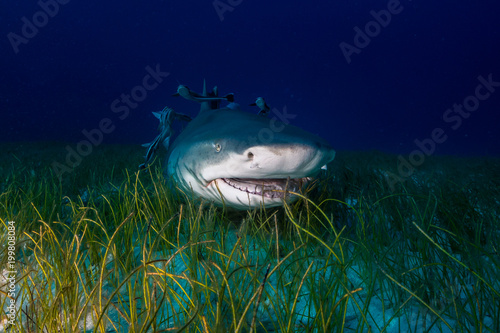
[220,178,310,199]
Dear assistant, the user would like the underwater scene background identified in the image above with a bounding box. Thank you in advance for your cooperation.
[1,0,500,332]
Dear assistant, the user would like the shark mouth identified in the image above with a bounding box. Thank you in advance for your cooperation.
[218,177,311,199]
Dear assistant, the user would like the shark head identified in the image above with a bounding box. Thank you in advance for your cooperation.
[166,104,335,209]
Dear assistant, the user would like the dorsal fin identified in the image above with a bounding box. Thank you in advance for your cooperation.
[210,86,220,110]
[199,80,222,113]
[199,79,211,113]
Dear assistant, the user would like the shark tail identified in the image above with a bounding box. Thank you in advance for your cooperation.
[225,93,235,103]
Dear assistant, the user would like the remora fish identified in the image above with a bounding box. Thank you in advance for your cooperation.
[250,97,271,116]
[173,84,234,103]
[165,83,335,210]
[140,107,191,169]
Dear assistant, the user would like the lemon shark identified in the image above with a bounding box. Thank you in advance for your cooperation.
[160,83,336,210]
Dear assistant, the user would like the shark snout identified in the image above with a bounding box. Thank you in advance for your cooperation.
[242,141,335,178]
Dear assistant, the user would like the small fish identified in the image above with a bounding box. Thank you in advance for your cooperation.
[173,85,234,103]
[140,131,170,169]
[249,97,271,116]
[152,107,191,131]
[140,107,191,169]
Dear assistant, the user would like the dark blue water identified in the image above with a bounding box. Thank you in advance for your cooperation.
[1,0,499,156]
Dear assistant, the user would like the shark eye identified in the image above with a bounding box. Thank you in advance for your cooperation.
[214,143,221,152]
[247,152,254,159]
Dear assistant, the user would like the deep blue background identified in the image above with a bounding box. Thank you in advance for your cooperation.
[1,0,499,155]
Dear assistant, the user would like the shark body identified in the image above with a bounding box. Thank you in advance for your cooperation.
[164,84,335,210]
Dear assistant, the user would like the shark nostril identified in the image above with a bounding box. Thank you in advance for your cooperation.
[247,152,254,159]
